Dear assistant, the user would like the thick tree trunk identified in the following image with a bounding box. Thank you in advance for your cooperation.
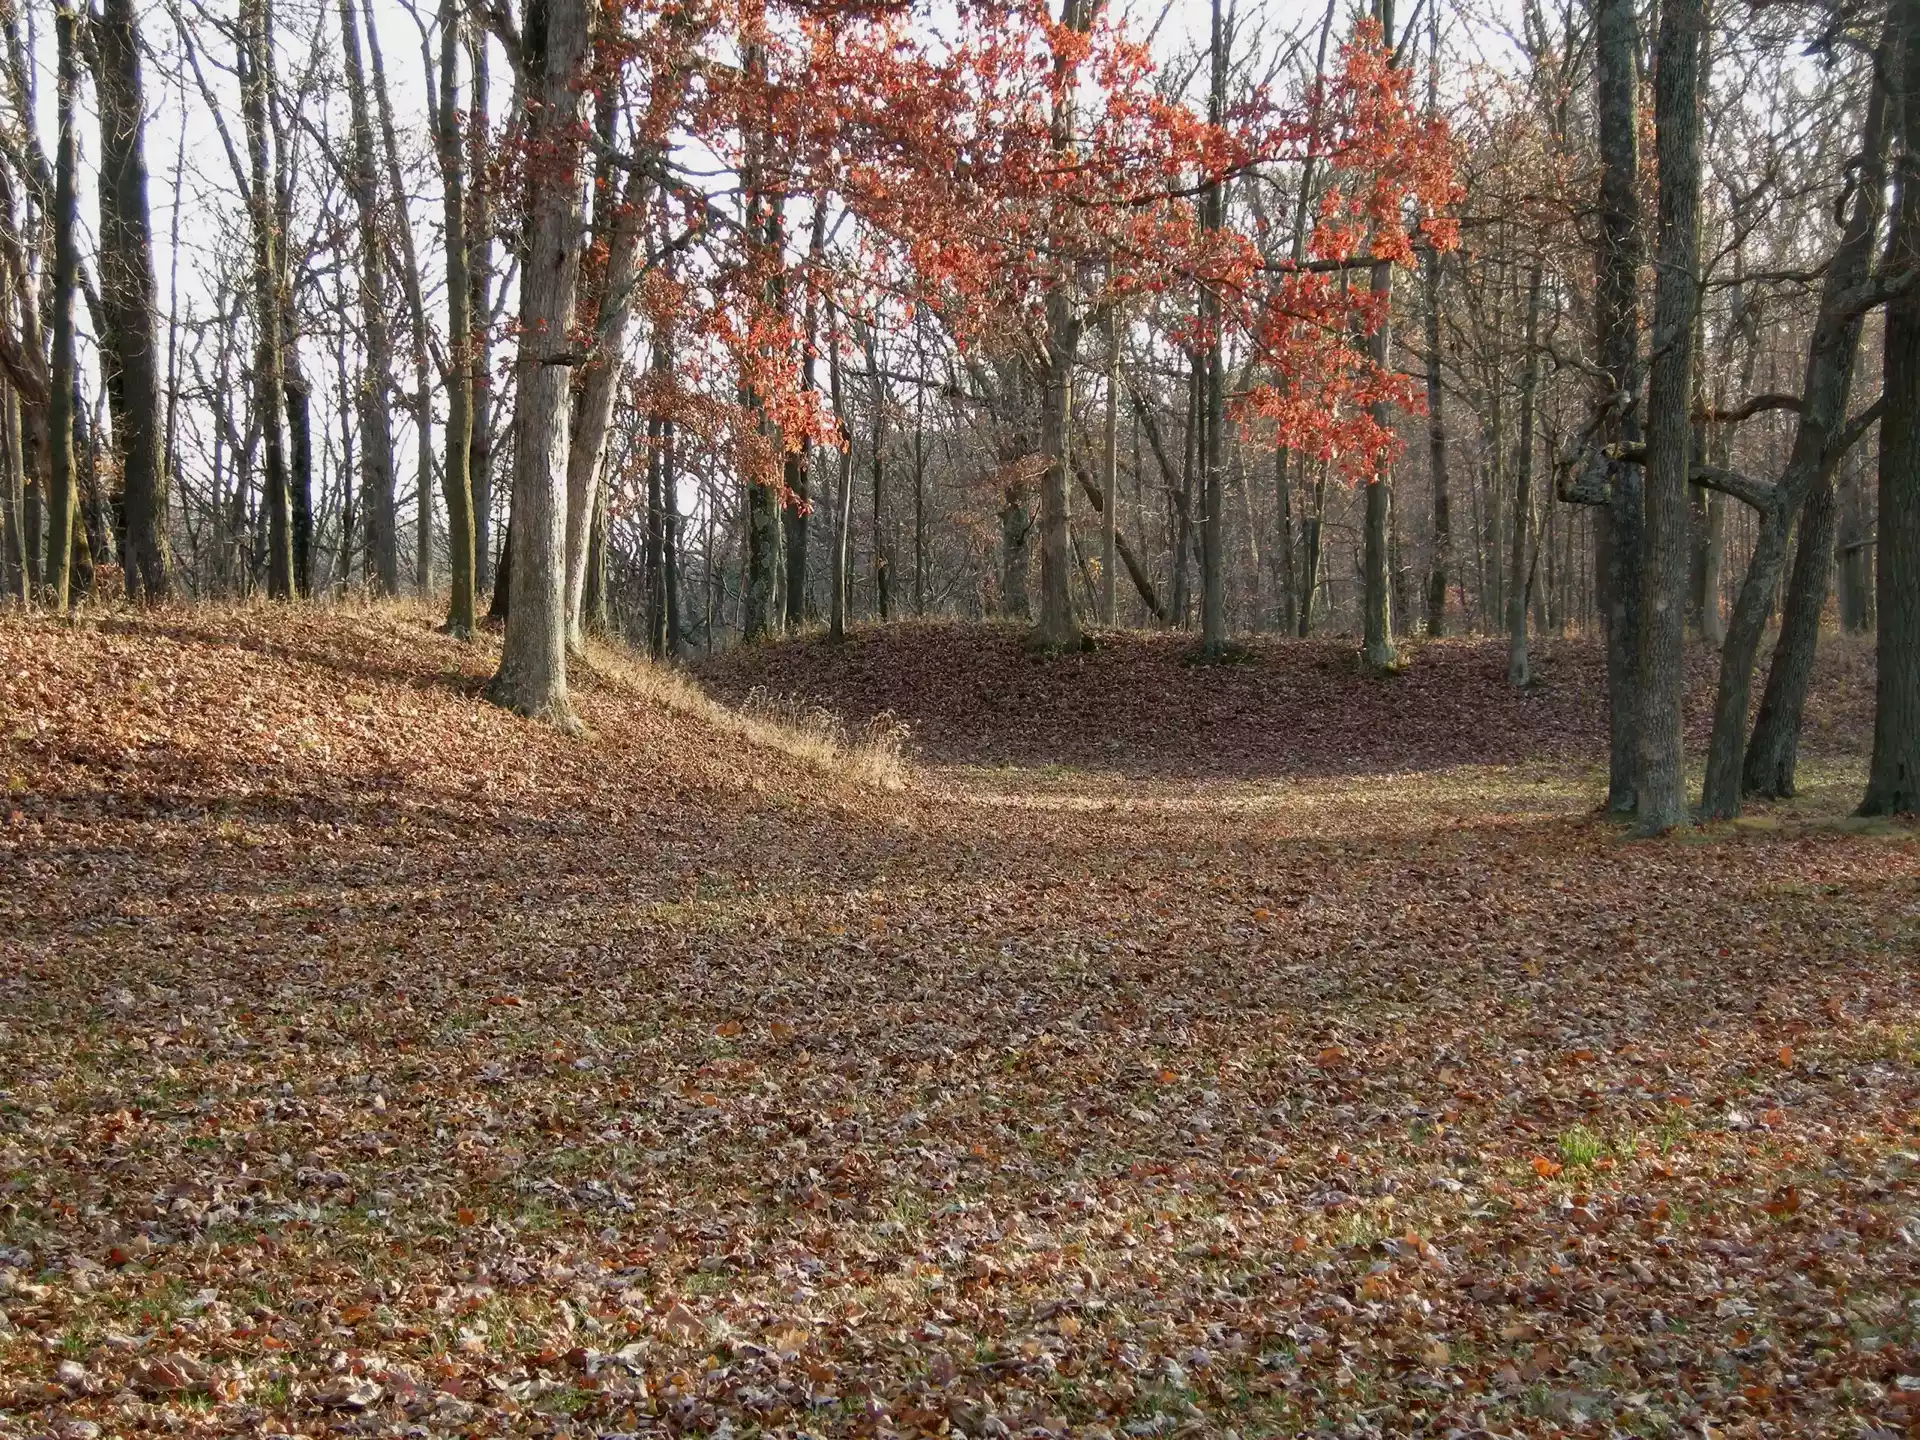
[1863,0,1920,816]
[434,0,475,636]
[1033,0,1088,652]
[1743,468,1837,798]
[285,373,312,593]
[1634,0,1707,833]
[91,0,168,601]
[337,0,398,594]
[487,0,589,726]
[1593,0,1644,814]
[1699,28,1888,819]
[1035,298,1082,649]
[43,7,78,608]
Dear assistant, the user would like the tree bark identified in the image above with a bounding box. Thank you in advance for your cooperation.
[433,0,475,636]
[360,0,434,595]
[1033,0,1089,652]
[1863,0,1920,816]
[43,5,78,608]
[1358,0,1399,674]
[337,0,398,593]
[468,19,495,595]
[1100,307,1119,626]
[487,0,590,726]
[827,307,853,642]
[1743,465,1837,798]
[1508,262,1542,686]
[1632,0,1706,832]
[1593,0,1644,814]
[564,158,647,652]
[90,0,168,601]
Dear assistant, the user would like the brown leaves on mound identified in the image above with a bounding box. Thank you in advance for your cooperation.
[1,603,1917,1440]
[696,622,1878,778]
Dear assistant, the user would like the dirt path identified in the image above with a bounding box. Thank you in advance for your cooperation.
[2,608,1917,1438]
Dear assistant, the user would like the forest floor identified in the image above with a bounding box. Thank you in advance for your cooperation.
[1,604,1916,1440]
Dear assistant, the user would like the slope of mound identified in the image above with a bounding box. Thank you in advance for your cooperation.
[698,622,1876,776]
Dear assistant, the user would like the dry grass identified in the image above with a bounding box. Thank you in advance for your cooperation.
[577,638,911,790]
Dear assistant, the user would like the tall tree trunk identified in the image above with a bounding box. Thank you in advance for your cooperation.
[1298,461,1325,636]
[564,158,648,652]
[1198,0,1228,658]
[487,0,590,725]
[468,19,495,595]
[1593,0,1645,814]
[867,330,890,622]
[1743,465,1837,798]
[285,371,312,593]
[433,0,475,635]
[1034,0,1088,652]
[337,0,398,593]
[828,307,853,642]
[240,0,292,598]
[1358,0,1399,673]
[43,5,78,608]
[1634,0,1707,833]
[1508,262,1542,686]
[1421,5,1449,638]
[1863,0,1920,816]
[783,206,826,628]
[1100,306,1119,626]
[91,0,168,601]
[1699,24,1888,819]
[360,0,434,594]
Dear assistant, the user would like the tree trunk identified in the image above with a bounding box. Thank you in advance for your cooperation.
[1863,0,1920,816]
[564,158,648,652]
[433,0,475,636]
[1101,307,1119,627]
[487,0,590,726]
[1743,466,1837,798]
[1593,0,1644,814]
[239,0,292,598]
[783,208,826,629]
[1,381,23,602]
[828,309,853,643]
[285,372,312,593]
[1035,299,1082,649]
[90,0,168,601]
[360,0,434,595]
[1634,0,1707,833]
[1198,0,1229,658]
[467,19,495,596]
[337,0,398,594]
[1034,0,1088,652]
[1699,24,1888,819]
[1508,262,1542,686]
[43,7,79,608]
[1358,0,1399,673]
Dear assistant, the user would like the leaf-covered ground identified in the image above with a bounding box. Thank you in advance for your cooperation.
[2,604,1917,1440]
[695,622,1878,779]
